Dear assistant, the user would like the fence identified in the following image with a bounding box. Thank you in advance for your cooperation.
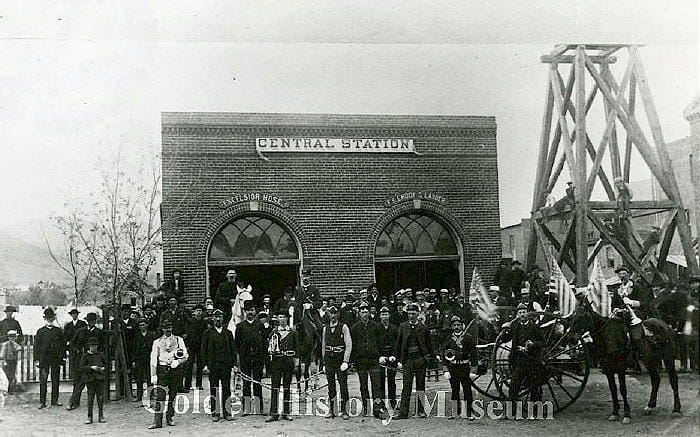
[13,335,119,383]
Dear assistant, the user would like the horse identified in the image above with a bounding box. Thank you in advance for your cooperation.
[293,301,322,394]
[571,300,681,423]
[228,285,253,337]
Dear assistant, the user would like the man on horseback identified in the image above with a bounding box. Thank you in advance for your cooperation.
[613,266,653,374]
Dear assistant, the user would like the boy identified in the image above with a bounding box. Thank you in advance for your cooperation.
[0,330,20,393]
[80,337,107,424]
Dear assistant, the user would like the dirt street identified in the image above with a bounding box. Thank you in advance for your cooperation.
[1,371,698,437]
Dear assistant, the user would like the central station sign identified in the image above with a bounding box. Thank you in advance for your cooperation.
[256,137,415,153]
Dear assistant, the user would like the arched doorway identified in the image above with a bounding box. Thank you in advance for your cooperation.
[208,215,301,303]
[374,212,462,295]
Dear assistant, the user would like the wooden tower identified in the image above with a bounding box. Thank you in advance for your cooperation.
[527,44,699,286]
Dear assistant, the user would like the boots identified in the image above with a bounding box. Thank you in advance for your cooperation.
[325,400,336,418]
[340,400,349,420]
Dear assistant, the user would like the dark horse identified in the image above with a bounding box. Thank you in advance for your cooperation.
[293,291,322,394]
[572,300,681,423]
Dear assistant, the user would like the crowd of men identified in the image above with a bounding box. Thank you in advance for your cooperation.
[0,265,698,427]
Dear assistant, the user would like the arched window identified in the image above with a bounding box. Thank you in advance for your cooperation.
[375,213,458,259]
[209,216,299,264]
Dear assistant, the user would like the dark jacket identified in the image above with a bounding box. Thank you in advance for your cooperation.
[0,318,23,343]
[235,319,266,362]
[440,331,477,365]
[63,319,87,350]
[201,327,237,370]
[350,319,382,366]
[71,326,105,355]
[132,330,156,366]
[33,325,65,367]
[214,282,238,315]
[377,322,399,356]
[393,321,433,363]
[80,351,108,383]
[159,278,185,298]
[159,309,189,337]
[186,316,207,351]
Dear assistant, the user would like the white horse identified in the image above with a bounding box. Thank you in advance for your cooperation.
[228,285,253,337]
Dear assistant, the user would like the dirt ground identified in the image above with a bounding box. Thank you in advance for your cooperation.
[1,370,698,437]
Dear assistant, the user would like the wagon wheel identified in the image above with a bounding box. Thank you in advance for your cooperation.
[492,312,589,413]
[470,339,503,400]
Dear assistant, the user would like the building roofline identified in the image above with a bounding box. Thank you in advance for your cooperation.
[161,111,496,130]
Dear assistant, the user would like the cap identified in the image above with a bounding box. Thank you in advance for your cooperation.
[415,290,425,295]
[121,303,132,311]
[615,265,631,274]
[262,294,271,300]
[137,318,148,325]
[160,319,173,329]
[327,305,338,313]
[226,269,237,276]
[489,285,500,292]
[212,309,224,316]
[192,304,205,311]
[6,330,17,336]
[440,288,449,294]
[243,300,256,310]
[167,294,178,301]
[379,306,390,314]
[86,312,98,321]
[512,260,522,266]
[406,303,419,312]
[516,303,528,311]
[302,268,312,275]
[257,311,269,318]
[276,309,289,317]
[358,302,370,310]
[68,308,80,315]
[450,315,463,324]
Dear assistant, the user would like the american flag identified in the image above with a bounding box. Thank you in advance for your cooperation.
[547,252,577,317]
[469,268,497,321]
[586,258,611,317]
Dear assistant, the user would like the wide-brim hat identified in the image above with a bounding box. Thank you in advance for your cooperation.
[4,305,17,313]
[68,308,80,315]
[43,307,56,318]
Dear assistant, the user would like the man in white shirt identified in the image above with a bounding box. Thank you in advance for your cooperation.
[148,319,188,429]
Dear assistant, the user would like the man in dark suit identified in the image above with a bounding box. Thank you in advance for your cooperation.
[509,261,526,303]
[183,304,206,392]
[235,300,266,415]
[0,305,23,343]
[158,269,185,299]
[67,312,104,410]
[34,308,65,409]
[132,318,156,402]
[391,303,434,419]
[64,308,87,380]
[351,302,384,418]
[214,269,239,327]
[201,309,237,422]
[159,295,189,337]
[377,306,399,409]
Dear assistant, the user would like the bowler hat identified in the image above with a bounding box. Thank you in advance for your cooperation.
[68,308,80,315]
[86,312,98,321]
[43,307,56,319]
[4,305,17,313]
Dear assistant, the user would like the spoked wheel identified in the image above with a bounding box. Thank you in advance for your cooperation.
[470,341,503,400]
[492,312,589,413]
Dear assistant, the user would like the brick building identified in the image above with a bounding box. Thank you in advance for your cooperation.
[161,112,501,304]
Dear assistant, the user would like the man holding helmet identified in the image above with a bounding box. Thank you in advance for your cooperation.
[440,315,477,420]
[148,319,189,429]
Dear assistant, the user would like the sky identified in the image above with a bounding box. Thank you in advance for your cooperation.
[0,0,698,232]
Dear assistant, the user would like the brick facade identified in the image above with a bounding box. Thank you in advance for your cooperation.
[161,112,501,303]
